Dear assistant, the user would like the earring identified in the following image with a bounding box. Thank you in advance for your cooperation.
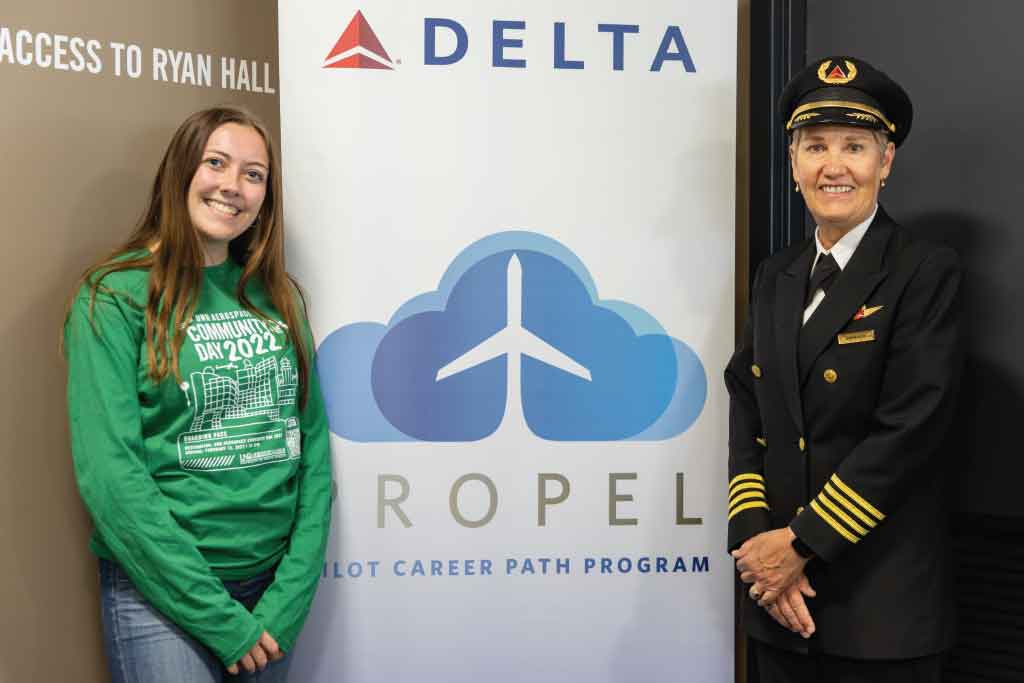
[794,183,800,193]
[881,178,887,188]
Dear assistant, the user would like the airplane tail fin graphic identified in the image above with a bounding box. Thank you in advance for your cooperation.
[435,252,591,383]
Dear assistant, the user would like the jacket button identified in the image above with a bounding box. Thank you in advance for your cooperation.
[824,368,838,383]
[751,364,762,378]
[798,437,806,451]
[797,506,805,515]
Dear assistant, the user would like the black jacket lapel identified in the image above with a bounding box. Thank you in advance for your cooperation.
[775,243,815,432]
[798,209,895,385]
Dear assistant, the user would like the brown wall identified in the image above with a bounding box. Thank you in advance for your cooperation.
[0,2,279,680]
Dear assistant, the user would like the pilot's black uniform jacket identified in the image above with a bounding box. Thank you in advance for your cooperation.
[725,207,963,659]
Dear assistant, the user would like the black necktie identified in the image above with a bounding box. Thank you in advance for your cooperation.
[806,253,839,307]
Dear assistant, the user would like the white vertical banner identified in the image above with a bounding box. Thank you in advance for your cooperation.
[279,1,736,681]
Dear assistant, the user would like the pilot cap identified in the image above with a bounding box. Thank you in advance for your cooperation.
[780,56,913,147]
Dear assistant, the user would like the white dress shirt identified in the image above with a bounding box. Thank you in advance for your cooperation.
[803,205,878,325]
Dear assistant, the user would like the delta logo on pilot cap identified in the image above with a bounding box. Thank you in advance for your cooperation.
[817,58,857,84]
[780,55,913,146]
[316,232,707,443]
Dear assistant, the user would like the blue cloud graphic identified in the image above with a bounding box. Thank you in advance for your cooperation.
[316,231,706,442]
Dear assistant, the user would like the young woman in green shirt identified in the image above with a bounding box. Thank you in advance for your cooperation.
[64,106,333,681]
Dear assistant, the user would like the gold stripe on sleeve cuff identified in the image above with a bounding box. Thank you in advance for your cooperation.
[729,481,766,498]
[817,491,869,537]
[729,473,765,489]
[809,500,860,544]
[729,490,766,511]
[729,473,768,520]
[830,475,885,521]
[824,482,878,529]
[728,500,769,521]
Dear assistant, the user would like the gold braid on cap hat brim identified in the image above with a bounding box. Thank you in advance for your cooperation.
[786,100,896,133]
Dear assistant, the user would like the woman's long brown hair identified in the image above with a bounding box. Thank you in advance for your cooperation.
[69,106,311,407]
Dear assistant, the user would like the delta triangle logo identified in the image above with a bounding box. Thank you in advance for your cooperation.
[817,59,857,84]
[323,10,394,70]
[828,64,847,80]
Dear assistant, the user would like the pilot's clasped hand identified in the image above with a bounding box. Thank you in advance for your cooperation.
[765,574,817,638]
[732,527,808,607]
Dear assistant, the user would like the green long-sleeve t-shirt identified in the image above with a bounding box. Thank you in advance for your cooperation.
[64,257,332,666]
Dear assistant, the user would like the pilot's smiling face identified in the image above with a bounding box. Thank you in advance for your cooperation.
[790,125,894,235]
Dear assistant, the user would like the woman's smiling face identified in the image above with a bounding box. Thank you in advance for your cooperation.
[186,122,270,265]
[791,124,894,234]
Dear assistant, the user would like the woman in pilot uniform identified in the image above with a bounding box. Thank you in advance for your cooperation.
[725,57,963,682]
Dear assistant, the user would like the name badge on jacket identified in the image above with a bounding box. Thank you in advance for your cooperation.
[838,330,876,345]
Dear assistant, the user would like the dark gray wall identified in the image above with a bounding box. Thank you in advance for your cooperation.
[807,0,1024,519]
[804,4,1024,680]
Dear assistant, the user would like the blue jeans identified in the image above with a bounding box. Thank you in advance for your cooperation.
[100,559,292,683]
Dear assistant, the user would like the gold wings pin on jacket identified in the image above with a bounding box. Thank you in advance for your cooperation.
[853,304,884,321]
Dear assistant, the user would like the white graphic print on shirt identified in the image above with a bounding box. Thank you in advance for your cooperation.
[176,309,301,472]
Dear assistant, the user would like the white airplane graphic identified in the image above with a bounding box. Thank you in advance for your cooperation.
[435,254,591,432]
